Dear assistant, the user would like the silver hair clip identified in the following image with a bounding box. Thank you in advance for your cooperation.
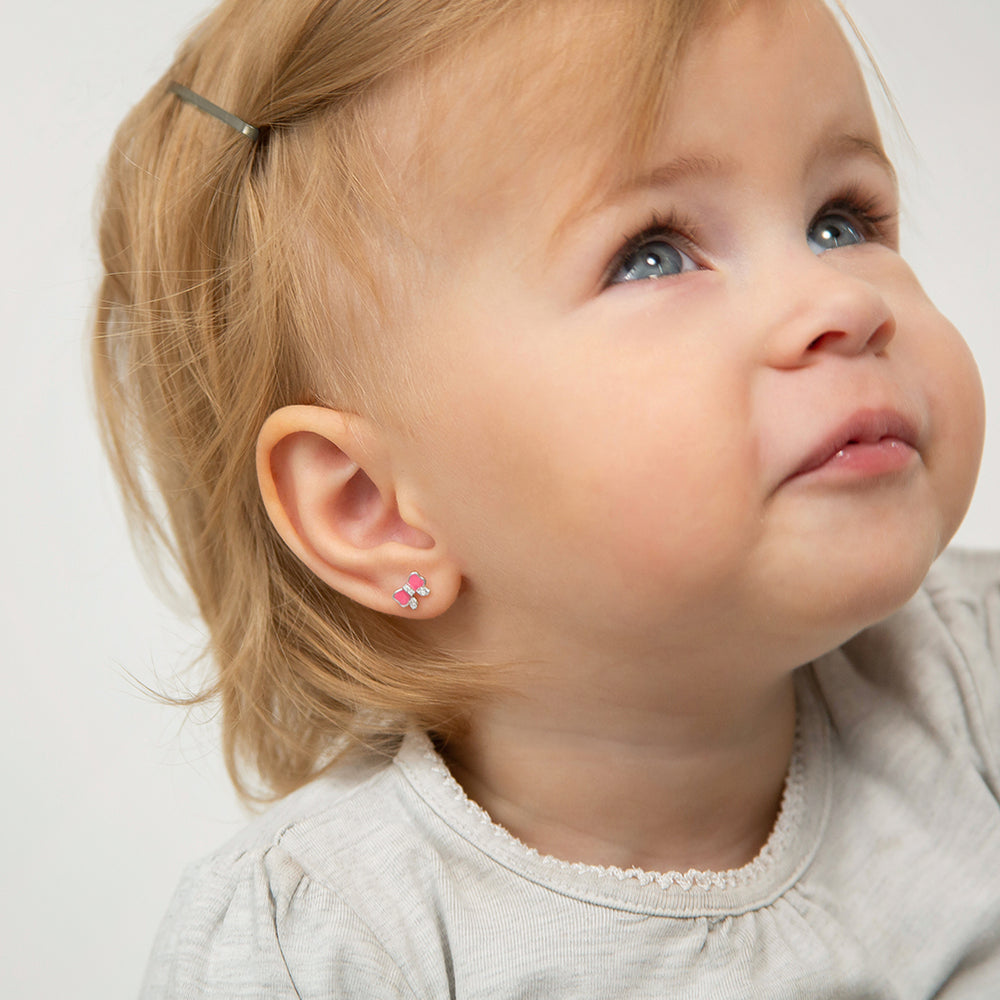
[168,82,260,141]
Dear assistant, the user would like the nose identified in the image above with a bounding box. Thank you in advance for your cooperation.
[761,255,896,368]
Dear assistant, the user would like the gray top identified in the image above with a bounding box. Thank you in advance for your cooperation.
[140,549,1000,998]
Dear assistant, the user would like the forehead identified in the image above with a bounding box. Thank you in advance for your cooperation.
[372,0,704,219]
[376,0,880,251]
[663,1,877,158]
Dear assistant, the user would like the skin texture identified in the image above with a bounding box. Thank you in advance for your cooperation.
[258,0,985,872]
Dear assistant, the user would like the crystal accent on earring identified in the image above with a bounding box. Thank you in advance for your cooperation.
[393,572,430,610]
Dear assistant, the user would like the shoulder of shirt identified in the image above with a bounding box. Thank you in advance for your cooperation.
[831,545,1000,792]
[141,747,432,998]
[921,546,1000,607]
[920,547,1000,743]
[847,545,1000,655]
[190,745,403,883]
[157,745,413,958]
[909,546,1000,675]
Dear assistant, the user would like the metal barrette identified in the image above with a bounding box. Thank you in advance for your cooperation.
[168,82,260,141]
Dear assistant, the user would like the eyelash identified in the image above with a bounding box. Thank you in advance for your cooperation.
[817,181,898,243]
[604,184,898,287]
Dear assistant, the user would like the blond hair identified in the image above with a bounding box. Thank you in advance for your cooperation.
[93,0,718,801]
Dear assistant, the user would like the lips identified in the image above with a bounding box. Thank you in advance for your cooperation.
[787,408,920,482]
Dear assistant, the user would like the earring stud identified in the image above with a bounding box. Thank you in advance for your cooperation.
[393,572,430,610]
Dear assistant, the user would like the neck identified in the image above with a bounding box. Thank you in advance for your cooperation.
[442,670,797,874]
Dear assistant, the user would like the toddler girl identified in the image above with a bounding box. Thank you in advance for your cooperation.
[94,0,1000,995]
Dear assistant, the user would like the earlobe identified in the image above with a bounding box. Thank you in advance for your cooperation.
[256,405,460,617]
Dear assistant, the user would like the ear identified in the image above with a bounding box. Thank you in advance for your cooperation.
[256,405,460,618]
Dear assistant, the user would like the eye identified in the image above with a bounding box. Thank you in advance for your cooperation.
[607,221,700,286]
[806,186,898,255]
[807,212,866,254]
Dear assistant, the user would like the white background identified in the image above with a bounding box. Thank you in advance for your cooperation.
[2,1,997,995]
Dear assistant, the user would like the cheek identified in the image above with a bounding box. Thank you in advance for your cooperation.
[594,451,765,622]
[426,351,765,616]
[915,310,985,532]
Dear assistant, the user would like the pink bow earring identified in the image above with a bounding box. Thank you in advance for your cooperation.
[393,572,430,611]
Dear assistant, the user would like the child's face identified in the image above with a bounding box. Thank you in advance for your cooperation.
[385,0,984,670]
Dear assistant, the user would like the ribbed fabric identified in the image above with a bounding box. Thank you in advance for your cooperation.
[140,549,1000,998]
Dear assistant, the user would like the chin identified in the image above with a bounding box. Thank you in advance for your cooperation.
[807,534,942,650]
[751,513,947,666]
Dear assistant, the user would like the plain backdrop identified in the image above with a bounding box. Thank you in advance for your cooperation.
[2,1,998,995]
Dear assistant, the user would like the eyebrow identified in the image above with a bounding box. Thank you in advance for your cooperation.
[623,132,895,196]
[614,151,738,195]
[556,131,897,241]
[812,132,897,186]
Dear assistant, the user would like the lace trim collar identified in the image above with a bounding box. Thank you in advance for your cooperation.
[395,667,830,915]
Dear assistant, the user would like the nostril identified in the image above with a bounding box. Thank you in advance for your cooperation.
[807,331,847,352]
[869,321,895,356]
